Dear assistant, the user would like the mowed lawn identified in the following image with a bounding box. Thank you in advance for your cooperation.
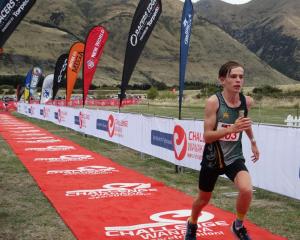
[0,111,299,240]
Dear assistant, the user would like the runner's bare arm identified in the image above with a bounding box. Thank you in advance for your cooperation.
[244,96,260,162]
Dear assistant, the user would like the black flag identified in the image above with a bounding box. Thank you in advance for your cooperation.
[0,0,36,48]
[120,0,162,106]
[16,84,24,102]
[52,53,68,100]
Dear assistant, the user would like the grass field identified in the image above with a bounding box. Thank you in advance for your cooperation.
[0,111,299,240]
[98,101,298,125]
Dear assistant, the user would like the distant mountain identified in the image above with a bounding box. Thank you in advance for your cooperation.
[195,0,300,81]
[0,0,296,87]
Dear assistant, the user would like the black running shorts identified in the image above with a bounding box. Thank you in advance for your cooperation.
[198,159,248,192]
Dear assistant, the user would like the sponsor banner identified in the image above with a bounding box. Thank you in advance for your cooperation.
[66,42,85,105]
[73,108,92,133]
[90,110,142,150]
[40,74,54,104]
[53,53,68,100]
[0,0,36,48]
[83,26,108,106]
[16,103,300,200]
[120,0,162,104]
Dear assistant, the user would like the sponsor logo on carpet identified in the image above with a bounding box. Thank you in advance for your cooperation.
[25,145,75,151]
[66,183,157,199]
[12,133,47,136]
[105,209,228,239]
[13,136,54,140]
[47,166,119,175]
[17,139,61,143]
[11,129,41,133]
[8,127,34,130]
[34,154,93,162]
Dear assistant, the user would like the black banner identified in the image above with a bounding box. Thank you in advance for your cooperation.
[52,53,68,100]
[120,0,162,105]
[0,0,36,48]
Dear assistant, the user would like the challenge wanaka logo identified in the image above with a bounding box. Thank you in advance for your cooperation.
[151,124,204,161]
[28,105,34,115]
[25,145,75,152]
[47,165,119,175]
[34,154,93,162]
[8,126,34,130]
[96,114,128,138]
[74,111,90,129]
[173,125,187,160]
[11,129,41,133]
[105,209,228,239]
[54,108,67,123]
[17,139,61,143]
[66,183,157,199]
[107,114,115,137]
[40,106,50,118]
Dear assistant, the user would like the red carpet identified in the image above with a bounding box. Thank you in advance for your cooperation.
[0,112,287,240]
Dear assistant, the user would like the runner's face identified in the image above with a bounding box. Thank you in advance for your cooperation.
[221,67,244,93]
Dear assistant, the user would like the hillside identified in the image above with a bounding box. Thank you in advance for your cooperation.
[195,0,300,81]
[0,0,296,87]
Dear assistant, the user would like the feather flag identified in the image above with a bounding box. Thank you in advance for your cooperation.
[66,42,85,105]
[0,0,36,48]
[24,68,32,103]
[40,74,54,104]
[53,53,68,100]
[83,26,108,106]
[119,0,162,106]
[179,0,193,119]
[29,66,43,97]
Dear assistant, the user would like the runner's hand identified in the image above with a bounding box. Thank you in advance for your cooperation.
[231,117,252,133]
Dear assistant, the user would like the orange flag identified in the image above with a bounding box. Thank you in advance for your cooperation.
[66,42,85,105]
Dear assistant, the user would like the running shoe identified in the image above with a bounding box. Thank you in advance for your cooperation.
[231,221,252,240]
[184,220,198,240]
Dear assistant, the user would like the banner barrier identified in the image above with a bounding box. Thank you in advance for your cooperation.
[0,113,286,240]
[17,103,300,200]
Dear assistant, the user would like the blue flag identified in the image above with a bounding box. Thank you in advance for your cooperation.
[179,0,193,119]
[24,68,32,102]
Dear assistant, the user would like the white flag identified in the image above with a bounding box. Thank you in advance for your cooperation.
[40,74,54,104]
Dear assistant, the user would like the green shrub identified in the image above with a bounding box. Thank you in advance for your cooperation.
[158,91,177,99]
[147,87,158,100]
[252,85,282,98]
[6,88,15,94]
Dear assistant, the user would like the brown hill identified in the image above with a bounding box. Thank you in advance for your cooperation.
[0,0,296,87]
[195,0,300,81]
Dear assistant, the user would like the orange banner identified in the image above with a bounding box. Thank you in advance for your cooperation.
[66,42,85,105]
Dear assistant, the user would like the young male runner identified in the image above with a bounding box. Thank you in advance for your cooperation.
[185,61,260,240]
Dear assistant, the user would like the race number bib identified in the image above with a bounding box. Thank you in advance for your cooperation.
[217,122,240,142]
